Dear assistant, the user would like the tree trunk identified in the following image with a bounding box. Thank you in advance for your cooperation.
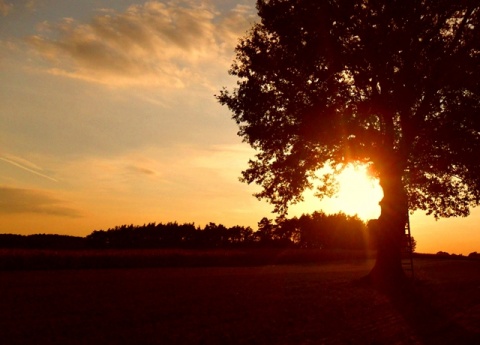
[369,166,408,287]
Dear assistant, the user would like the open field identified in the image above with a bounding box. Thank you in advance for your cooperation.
[0,248,372,271]
[1,257,479,344]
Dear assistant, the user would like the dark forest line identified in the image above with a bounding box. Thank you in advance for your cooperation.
[1,212,373,251]
[2,211,479,271]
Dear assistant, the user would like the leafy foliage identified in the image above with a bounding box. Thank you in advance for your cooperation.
[217,0,480,218]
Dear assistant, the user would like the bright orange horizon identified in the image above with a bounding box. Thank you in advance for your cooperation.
[0,0,478,256]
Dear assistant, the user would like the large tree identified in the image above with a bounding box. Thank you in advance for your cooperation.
[217,0,480,283]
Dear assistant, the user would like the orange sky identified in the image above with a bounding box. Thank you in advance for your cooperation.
[0,0,478,255]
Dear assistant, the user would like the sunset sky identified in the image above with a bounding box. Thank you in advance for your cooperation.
[1,0,479,255]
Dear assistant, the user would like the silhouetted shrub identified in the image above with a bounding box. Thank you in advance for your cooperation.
[468,252,479,259]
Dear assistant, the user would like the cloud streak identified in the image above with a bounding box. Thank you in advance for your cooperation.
[0,186,82,217]
[0,154,58,182]
[27,1,256,87]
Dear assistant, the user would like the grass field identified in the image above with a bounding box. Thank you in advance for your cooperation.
[0,248,372,270]
[1,256,479,344]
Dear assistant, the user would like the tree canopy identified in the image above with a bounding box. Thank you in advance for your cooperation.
[217,0,480,219]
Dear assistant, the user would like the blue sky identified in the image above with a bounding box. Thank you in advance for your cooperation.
[1,0,479,254]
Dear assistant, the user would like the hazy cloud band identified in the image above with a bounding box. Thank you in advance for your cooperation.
[0,187,82,218]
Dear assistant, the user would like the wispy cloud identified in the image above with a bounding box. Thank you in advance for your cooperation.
[0,186,82,217]
[54,152,167,197]
[26,1,256,87]
[191,144,253,180]
[0,154,58,182]
[0,0,37,16]
[25,0,37,11]
[126,165,157,176]
[0,0,12,16]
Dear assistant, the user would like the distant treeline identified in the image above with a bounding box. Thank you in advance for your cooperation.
[0,212,371,250]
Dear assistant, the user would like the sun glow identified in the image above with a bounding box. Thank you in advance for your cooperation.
[333,164,383,220]
[292,164,383,221]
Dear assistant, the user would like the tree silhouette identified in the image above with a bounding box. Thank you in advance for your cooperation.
[217,0,480,283]
[256,217,276,243]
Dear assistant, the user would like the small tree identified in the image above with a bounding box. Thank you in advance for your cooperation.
[218,0,480,283]
[256,217,276,243]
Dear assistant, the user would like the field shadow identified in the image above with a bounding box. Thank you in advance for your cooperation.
[383,280,480,345]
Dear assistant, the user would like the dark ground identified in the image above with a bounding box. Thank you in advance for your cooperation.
[1,257,479,344]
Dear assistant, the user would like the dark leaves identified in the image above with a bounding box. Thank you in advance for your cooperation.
[218,0,480,218]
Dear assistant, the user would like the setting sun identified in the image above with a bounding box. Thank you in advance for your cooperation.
[292,164,383,221]
[334,165,383,221]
